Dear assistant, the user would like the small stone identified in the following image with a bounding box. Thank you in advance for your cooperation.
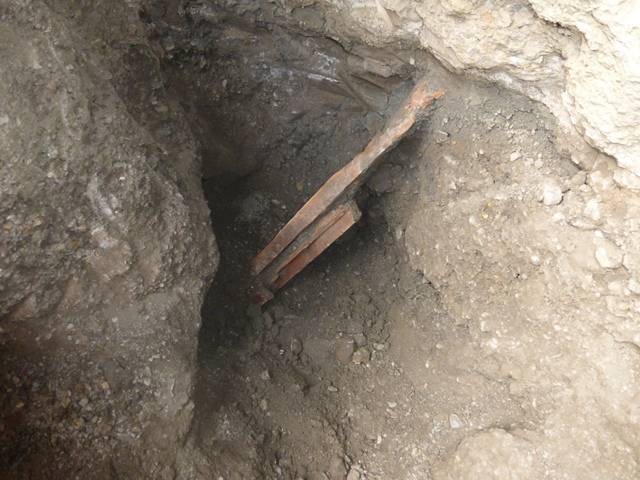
[354,333,367,347]
[154,103,168,113]
[373,343,386,351]
[259,399,268,411]
[435,130,449,144]
[542,182,563,206]
[329,457,347,478]
[79,397,89,408]
[595,240,623,269]
[0,114,8,125]
[290,338,303,356]
[346,467,364,480]
[589,171,615,191]
[509,151,521,162]
[327,385,338,392]
[260,370,270,381]
[571,171,587,187]
[628,278,640,295]
[623,251,640,273]
[335,337,356,365]
[262,311,274,329]
[584,198,601,221]
[551,212,566,224]
[449,413,461,428]
[607,281,625,296]
[352,347,371,364]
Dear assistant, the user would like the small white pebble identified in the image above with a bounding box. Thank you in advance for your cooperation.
[449,414,461,428]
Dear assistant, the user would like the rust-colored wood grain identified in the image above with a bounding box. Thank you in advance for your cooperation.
[249,78,445,304]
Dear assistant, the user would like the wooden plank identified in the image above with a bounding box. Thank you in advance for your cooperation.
[250,78,445,276]
[265,202,354,284]
[267,201,361,293]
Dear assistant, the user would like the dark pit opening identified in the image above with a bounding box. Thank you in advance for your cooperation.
[146,3,567,479]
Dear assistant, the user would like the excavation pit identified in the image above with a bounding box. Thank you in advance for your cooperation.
[1,2,639,479]
[166,10,576,478]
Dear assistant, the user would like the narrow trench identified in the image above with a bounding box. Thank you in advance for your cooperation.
[188,41,444,477]
[149,6,561,478]
[192,65,431,478]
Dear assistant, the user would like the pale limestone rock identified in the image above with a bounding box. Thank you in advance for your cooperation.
[583,198,601,222]
[628,278,640,295]
[528,0,640,181]
[623,251,640,276]
[326,0,640,188]
[542,181,563,206]
[613,168,640,191]
[595,238,623,269]
[436,429,544,479]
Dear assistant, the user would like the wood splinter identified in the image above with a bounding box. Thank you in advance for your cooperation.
[250,78,445,305]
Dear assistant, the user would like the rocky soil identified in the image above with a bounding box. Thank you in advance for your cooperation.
[0,1,216,478]
[149,2,638,479]
[1,0,639,479]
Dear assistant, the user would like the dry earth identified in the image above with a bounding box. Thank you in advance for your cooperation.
[1,1,639,479]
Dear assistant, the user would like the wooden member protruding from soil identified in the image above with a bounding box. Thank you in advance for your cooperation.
[250,78,445,304]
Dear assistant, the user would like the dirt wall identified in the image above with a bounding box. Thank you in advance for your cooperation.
[194,0,640,477]
[0,1,217,477]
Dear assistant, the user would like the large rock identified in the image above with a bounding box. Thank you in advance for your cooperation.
[0,1,217,477]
